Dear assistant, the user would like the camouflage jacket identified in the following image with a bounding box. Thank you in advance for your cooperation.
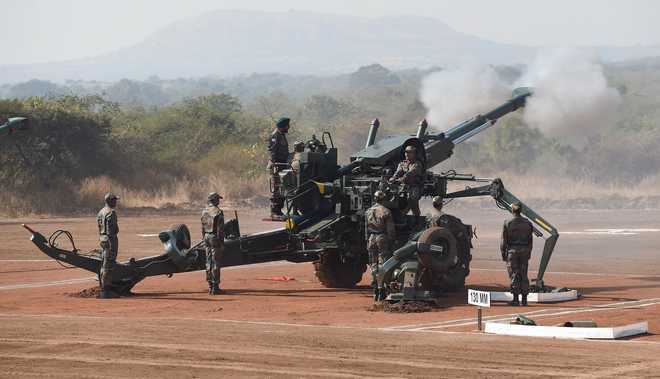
[201,204,225,238]
[268,129,289,164]
[392,159,423,186]
[366,203,396,240]
[97,206,119,240]
[501,215,533,253]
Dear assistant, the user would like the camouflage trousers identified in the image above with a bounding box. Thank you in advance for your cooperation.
[99,236,118,291]
[401,186,421,217]
[506,249,530,295]
[270,168,284,214]
[367,234,392,284]
[204,234,224,287]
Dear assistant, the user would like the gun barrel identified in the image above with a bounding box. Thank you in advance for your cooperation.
[443,88,532,144]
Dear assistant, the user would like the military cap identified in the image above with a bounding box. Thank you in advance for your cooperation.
[404,145,417,153]
[511,202,522,214]
[432,196,443,209]
[104,193,119,202]
[373,190,386,201]
[208,192,223,202]
[276,117,290,129]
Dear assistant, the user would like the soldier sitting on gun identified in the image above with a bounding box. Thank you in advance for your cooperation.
[366,190,396,302]
[501,202,533,306]
[201,192,225,295]
[267,117,290,220]
[388,145,423,217]
[97,193,120,299]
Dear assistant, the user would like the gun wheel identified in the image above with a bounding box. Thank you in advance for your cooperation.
[314,250,366,288]
[169,224,191,250]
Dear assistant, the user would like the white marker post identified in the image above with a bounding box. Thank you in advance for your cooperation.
[468,289,491,331]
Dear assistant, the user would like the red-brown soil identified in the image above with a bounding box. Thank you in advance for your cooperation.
[1,208,659,377]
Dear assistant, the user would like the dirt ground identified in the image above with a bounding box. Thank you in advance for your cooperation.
[1,207,660,378]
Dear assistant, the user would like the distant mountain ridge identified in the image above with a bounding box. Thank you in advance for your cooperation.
[2,10,659,84]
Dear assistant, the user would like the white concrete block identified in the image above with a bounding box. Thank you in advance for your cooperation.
[484,321,648,339]
[489,290,579,303]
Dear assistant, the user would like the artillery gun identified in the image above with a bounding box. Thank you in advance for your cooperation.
[25,87,560,301]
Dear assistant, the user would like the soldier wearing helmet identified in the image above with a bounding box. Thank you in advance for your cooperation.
[267,117,291,220]
[365,190,396,301]
[97,193,120,298]
[388,145,424,217]
[501,202,533,306]
[201,192,225,295]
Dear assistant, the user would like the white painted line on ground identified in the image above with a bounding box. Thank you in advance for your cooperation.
[387,298,660,331]
[136,234,159,237]
[0,261,296,291]
[0,277,97,290]
[0,312,658,346]
[562,228,660,236]
[0,259,55,262]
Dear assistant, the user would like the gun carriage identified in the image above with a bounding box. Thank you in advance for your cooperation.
[25,87,560,301]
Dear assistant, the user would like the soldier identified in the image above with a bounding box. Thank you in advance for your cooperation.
[97,193,120,299]
[388,145,424,217]
[201,192,225,295]
[267,117,290,220]
[290,140,305,175]
[501,202,533,306]
[366,190,396,301]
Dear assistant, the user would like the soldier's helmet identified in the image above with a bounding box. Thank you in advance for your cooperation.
[511,202,522,214]
[373,190,386,202]
[208,192,223,203]
[276,117,290,130]
[104,193,119,204]
[293,140,305,152]
[432,196,443,209]
[404,145,417,153]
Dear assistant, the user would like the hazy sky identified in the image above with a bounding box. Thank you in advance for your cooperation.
[2,0,659,65]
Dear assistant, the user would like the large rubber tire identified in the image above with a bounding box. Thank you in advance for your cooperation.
[417,227,458,273]
[418,226,469,292]
[169,224,191,251]
[314,250,367,288]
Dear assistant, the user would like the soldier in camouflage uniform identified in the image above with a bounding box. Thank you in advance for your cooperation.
[201,192,225,295]
[97,193,120,299]
[501,202,533,306]
[267,117,291,220]
[366,190,396,301]
[388,145,424,217]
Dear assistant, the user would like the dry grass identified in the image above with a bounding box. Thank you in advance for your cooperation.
[78,173,270,209]
[3,172,660,217]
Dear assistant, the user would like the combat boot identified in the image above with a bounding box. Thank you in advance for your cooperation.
[211,284,222,295]
[509,292,520,306]
[373,287,381,302]
[99,290,119,299]
[521,294,528,306]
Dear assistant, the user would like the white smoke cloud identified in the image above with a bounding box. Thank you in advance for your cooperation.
[420,63,509,131]
[420,48,622,144]
[516,48,622,142]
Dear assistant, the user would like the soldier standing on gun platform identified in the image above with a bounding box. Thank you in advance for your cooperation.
[201,192,225,295]
[501,202,533,306]
[388,145,423,217]
[366,190,396,302]
[97,193,119,299]
[267,117,290,220]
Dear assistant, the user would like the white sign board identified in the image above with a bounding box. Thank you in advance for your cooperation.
[468,289,491,308]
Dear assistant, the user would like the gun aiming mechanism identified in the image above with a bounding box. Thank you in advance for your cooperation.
[25,87,561,300]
